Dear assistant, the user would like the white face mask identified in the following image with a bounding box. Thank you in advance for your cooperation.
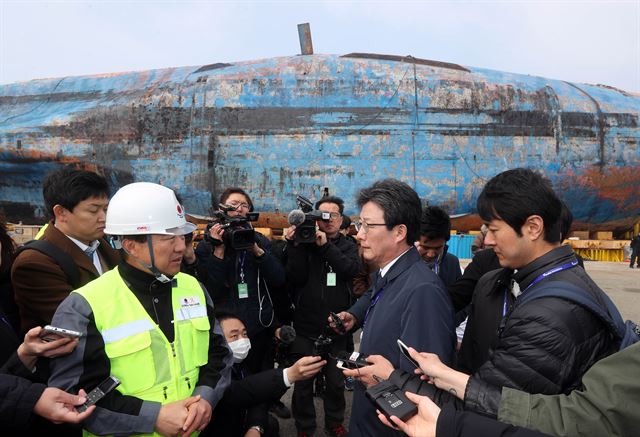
[228,338,251,363]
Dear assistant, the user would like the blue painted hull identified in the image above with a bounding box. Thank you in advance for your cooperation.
[1,54,638,230]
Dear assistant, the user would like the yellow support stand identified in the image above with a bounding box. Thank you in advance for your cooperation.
[574,248,624,262]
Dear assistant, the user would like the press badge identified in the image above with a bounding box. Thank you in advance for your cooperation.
[238,283,249,299]
[327,272,337,287]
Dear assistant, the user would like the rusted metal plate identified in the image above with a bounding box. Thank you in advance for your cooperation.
[0,54,638,231]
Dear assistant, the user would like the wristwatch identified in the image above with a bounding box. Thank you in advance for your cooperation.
[250,425,265,435]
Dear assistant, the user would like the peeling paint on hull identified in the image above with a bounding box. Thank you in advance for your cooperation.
[0,54,638,230]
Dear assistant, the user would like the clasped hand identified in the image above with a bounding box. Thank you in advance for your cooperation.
[156,395,212,437]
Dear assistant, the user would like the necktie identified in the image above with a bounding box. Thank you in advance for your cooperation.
[84,241,100,259]
[373,270,383,293]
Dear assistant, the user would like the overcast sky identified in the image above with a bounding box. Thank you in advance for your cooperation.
[1,0,638,92]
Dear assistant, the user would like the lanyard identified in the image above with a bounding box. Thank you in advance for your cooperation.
[432,253,441,276]
[424,253,441,276]
[363,285,386,328]
[502,260,578,317]
[238,252,247,283]
[0,315,13,332]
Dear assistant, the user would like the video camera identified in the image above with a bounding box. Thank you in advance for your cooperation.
[311,312,344,360]
[287,195,331,244]
[205,203,259,251]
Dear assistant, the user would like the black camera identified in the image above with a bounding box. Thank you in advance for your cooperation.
[312,334,333,360]
[287,195,331,244]
[312,311,345,359]
[205,204,259,251]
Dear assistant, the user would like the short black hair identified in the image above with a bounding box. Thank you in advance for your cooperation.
[477,168,561,243]
[420,206,451,241]
[316,195,345,214]
[559,201,573,240]
[357,179,422,245]
[219,187,254,212]
[43,167,110,219]
[340,214,351,230]
[214,309,247,327]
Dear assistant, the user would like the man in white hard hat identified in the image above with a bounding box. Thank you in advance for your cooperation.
[48,182,233,437]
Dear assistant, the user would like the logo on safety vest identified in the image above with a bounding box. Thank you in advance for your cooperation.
[181,296,200,307]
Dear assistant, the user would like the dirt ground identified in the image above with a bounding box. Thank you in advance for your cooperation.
[276,261,640,436]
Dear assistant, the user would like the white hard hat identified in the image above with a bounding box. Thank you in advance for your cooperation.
[105,182,197,236]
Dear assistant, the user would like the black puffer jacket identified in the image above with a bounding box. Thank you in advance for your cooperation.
[390,245,617,418]
[464,245,617,415]
[456,266,512,375]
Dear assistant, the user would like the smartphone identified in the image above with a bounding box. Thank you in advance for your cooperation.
[330,312,346,334]
[77,376,121,412]
[335,351,370,370]
[397,339,420,368]
[40,325,83,342]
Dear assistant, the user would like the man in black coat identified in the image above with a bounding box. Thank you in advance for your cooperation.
[203,310,325,437]
[453,200,583,374]
[416,206,462,288]
[630,234,640,268]
[283,195,361,437]
[197,187,286,375]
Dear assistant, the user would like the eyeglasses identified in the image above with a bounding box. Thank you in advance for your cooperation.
[328,212,341,220]
[354,220,387,233]
[228,201,250,210]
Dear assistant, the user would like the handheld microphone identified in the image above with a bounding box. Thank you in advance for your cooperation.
[279,325,296,345]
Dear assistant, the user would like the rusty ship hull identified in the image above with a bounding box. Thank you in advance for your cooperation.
[1,53,638,231]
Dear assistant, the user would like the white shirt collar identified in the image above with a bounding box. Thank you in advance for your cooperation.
[65,234,99,253]
[379,247,412,278]
[58,226,103,275]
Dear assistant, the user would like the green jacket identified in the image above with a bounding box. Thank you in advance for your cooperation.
[498,342,640,437]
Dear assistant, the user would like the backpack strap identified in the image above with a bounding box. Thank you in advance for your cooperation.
[16,240,81,289]
[516,280,625,340]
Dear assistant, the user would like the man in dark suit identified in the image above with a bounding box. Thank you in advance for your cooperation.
[11,168,119,333]
[204,310,325,437]
[333,179,456,437]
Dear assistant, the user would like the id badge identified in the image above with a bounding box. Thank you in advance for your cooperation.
[327,272,337,287]
[238,283,249,299]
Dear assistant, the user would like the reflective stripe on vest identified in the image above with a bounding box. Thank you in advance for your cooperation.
[74,267,210,437]
[101,318,155,344]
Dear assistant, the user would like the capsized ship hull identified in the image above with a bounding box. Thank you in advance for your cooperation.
[1,53,638,231]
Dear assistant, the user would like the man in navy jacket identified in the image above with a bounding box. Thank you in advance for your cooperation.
[415,206,462,288]
[334,179,455,436]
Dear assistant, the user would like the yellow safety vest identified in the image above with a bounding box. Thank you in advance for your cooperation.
[34,222,47,239]
[74,267,210,437]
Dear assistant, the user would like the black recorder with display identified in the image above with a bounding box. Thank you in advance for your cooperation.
[366,380,417,422]
[77,376,121,413]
